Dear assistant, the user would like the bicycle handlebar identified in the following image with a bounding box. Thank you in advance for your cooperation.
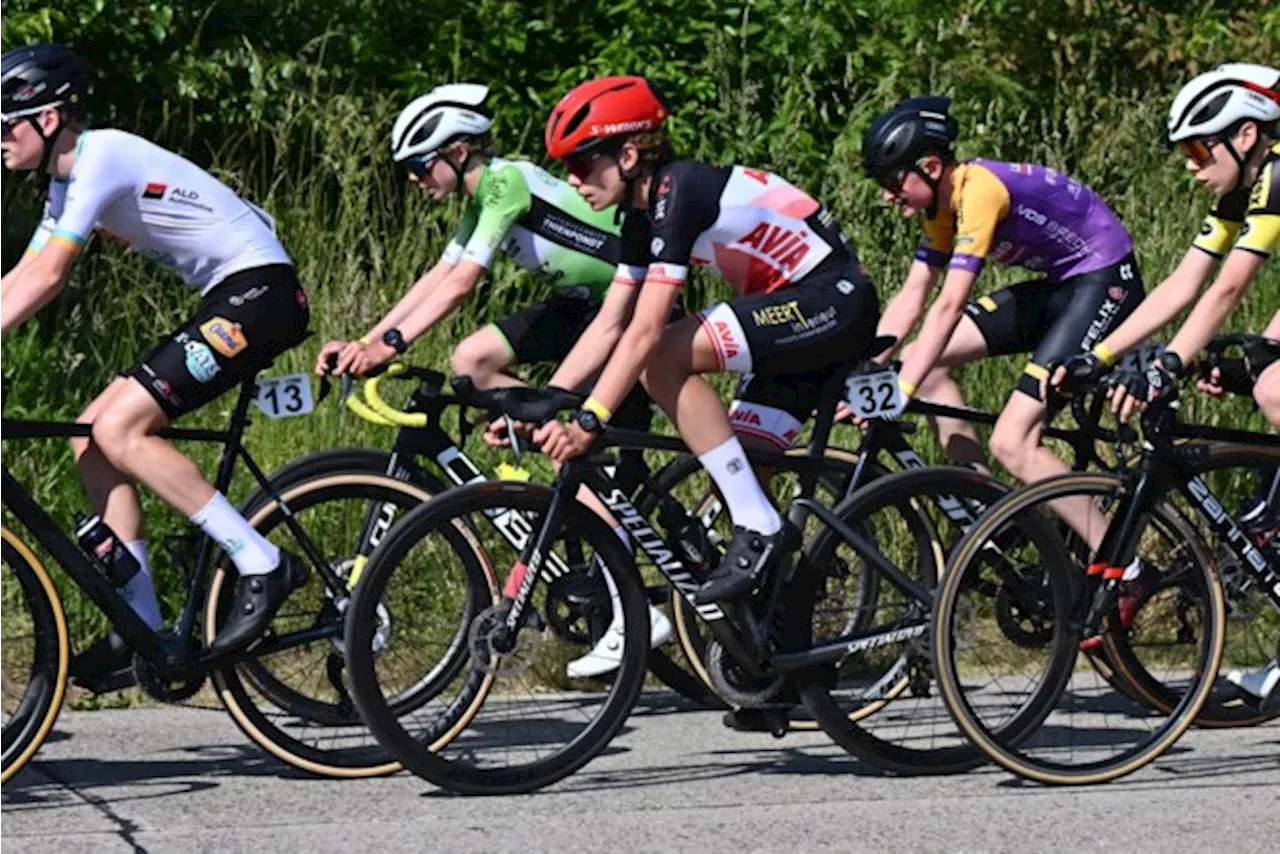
[360,363,429,428]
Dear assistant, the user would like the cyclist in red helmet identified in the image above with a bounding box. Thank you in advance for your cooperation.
[536,76,881,603]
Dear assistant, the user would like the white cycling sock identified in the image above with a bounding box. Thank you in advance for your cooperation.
[122,540,164,629]
[1121,557,1144,581]
[190,492,280,576]
[698,437,782,535]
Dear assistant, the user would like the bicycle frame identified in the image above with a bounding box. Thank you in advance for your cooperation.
[2,380,349,670]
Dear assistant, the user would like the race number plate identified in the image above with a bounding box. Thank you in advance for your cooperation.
[844,369,906,420]
[254,373,315,419]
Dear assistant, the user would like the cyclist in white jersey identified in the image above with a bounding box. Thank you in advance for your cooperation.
[536,76,880,603]
[1,44,312,689]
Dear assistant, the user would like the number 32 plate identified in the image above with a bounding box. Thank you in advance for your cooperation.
[845,369,907,420]
[254,373,315,419]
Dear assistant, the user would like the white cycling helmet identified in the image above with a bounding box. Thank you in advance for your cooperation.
[390,83,492,163]
[1167,63,1280,143]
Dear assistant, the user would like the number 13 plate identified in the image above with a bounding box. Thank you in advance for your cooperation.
[845,368,906,420]
[254,373,315,419]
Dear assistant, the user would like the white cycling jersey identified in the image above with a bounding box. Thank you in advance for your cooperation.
[26,129,291,293]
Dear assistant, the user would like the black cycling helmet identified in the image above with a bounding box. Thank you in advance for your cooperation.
[2,43,92,118]
[861,95,958,181]
[2,43,92,174]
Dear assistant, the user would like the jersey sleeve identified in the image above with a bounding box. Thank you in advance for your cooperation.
[946,163,1011,275]
[614,211,650,285]
[1192,187,1248,258]
[1233,154,1280,258]
[44,138,133,251]
[23,194,58,256]
[642,162,721,288]
[915,211,955,269]
[454,164,532,269]
[440,202,479,266]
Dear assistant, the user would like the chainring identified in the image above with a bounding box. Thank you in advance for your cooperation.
[545,573,608,646]
[134,654,207,703]
[705,641,786,708]
[995,570,1054,649]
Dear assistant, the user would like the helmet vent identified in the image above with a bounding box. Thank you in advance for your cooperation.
[409,113,442,148]
[562,103,592,138]
[1190,90,1232,129]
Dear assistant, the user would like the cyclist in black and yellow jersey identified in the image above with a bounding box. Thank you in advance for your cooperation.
[1057,63,1280,711]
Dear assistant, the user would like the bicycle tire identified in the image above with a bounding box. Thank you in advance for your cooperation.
[208,471,495,777]
[933,471,1227,784]
[797,466,1010,774]
[1,528,69,783]
[345,480,649,795]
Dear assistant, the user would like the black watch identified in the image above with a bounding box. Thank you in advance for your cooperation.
[575,409,604,434]
[1157,350,1184,377]
[382,328,409,355]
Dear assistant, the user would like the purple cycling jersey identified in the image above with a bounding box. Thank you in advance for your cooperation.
[917,159,1134,281]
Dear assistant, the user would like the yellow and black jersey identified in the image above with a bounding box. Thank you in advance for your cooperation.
[1193,141,1280,259]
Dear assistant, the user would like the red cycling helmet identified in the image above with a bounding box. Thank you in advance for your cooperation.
[545,76,668,160]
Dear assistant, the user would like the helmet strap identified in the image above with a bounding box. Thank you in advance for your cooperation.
[911,164,942,218]
[27,114,63,176]
[1222,121,1265,194]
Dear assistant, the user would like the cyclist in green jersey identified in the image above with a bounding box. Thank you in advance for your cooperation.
[314,84,671,677]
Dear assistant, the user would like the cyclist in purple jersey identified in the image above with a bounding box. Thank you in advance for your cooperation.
[862,95,1144,549]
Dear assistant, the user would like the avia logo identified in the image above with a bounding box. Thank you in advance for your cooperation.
[737,223,811,270]
[730,407,762,426]
[713,320,739,359]
[142,182,167,199]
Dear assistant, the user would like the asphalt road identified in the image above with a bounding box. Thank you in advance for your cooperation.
[3,695,1278,853]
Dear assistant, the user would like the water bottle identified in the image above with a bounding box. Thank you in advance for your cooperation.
[75,515,141,586]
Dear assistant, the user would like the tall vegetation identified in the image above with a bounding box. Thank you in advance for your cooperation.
[2,2,1277,637]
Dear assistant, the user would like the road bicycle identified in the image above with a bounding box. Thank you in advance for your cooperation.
[1,371,494,782]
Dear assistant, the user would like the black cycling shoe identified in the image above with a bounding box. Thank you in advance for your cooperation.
[70,632,137,694]
[694,525,790,604]
[210,552,310,652]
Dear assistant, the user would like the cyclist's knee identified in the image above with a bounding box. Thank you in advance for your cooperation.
[450,336,503,381]
[89,404,157,467]
[990,422,1035,479]
[1256,363,1280,429]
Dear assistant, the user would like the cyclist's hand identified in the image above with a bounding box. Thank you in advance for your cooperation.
[1051,352,1107,395]
[535,419,593,463]
[346,341,397,377]
[315,340,348,375]
[834,400,876,431]
[1110,360,1177,423]
[1196,366,1227,398]
[483,416,534,448]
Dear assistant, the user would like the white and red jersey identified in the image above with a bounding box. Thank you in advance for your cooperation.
[616,161,854,295]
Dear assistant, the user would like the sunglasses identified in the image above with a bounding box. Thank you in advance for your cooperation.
[404,151,440,181]
[0,102,61,138]
[877,168,910,194]
[1178,137,1223,168]
[563,150,608,181]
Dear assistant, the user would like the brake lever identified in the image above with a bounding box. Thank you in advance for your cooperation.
[505,415,524,462]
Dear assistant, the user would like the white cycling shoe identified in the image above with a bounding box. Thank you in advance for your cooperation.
[566,605,673,679]
[1226,660,1280,713]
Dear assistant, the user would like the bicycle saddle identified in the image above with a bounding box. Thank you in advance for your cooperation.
[451,377,585,423]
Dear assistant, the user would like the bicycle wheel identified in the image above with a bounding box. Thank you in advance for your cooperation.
[1,527,69,783]
[208,470,494,777]
[648,448,881,721]
[933,471,1227,784]
[346,480,649,795]
[796,466,1010,774]
[1105,444,1280,727]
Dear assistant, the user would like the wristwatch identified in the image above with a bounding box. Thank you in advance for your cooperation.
[382,328,409,355]
[1157,350,1183,377]
[575,409,604,434]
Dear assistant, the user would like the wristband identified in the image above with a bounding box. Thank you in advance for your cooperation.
[898,378,918,399]
[1093,342,1117,367]
[358,335,372,346]
[582,396,613,423]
